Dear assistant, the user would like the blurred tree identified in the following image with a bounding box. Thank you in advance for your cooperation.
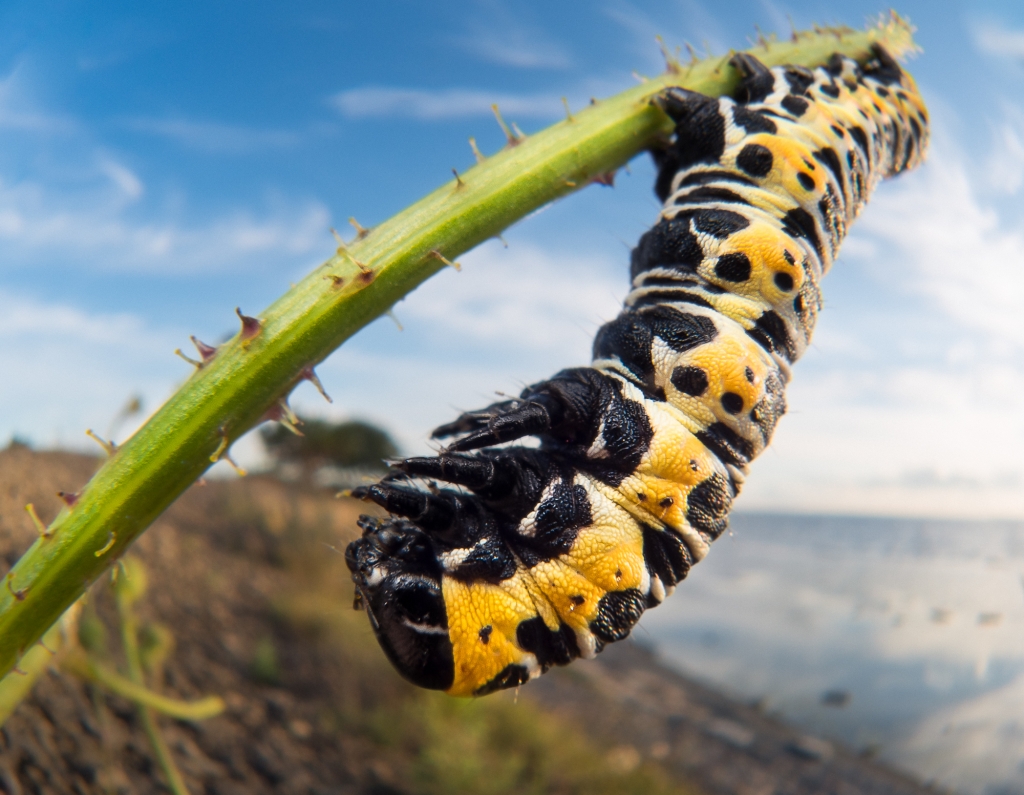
[261,417,398,475]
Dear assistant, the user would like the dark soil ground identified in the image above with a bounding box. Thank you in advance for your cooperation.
[0,447,941,795]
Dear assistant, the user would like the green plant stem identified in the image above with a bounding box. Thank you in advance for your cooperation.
[0,610,65,725]
[0,17,916,680]
[61,649,225,721]
[116,587,193,795]
[139,708,191,795]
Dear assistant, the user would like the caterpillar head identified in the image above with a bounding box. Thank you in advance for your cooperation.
[345,516,455,691]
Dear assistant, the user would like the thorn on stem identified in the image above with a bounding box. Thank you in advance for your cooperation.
[342,249,373,280]
[656,35,680,74]
[685,42,698,64]
[25,504,51,539]
[631,71,649,84]
[349,217,370,240]
[787,14,799,41]
[86,429,117,456]
[175,349,202,368]
[263,400,304,436]
[301,366,332,403]
[6,572,27,601]
[427,249,461,271]
[491,104,521,147]
[210,429,247,476]
[590,171,616,187]
[236,308,262,341]
[94,531,116,557]
[324,274,345,288]
[497,235,508,248]
[561,97,574,122]
[58,491,80,509]
[754,24,769,50]
[331,227,347,253]
[452,167,465,188]
[192,336,217,363]
[468,137,484,163]
[386,309,403,332]
[38,638,55,655]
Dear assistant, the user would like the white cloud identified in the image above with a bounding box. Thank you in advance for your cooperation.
[97,156,144,200]
[0,290,182,450]
[0,67,330,276]
[398,240,624,352]
[974,21,1024,59]
[0,291,154,344]
[454,8,570,70]
[855,136,1024,347]
[123,117,300,154]
[0,171,331,273]
[457,36,569,70]
[0,68,75,134]
[603,0,729,71]
[330,87,563,120]
[449,0,569,69]
[984,103,1024,195]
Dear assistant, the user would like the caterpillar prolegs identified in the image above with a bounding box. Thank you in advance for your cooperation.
[346,47,929,696]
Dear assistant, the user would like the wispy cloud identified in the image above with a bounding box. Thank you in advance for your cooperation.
[854,130,1024,348]
[330,87,563,120]
[452,2,570,69]
[0,289,181,449]
[0,172,331,273]
[983,103,1024,195]
[123,117,300,154]
[604,0,730,70]
[400,240,624,353]
[456,34,569,69]
[0,68,76,133]
[97,156,144,200]
[973,21,1024,59]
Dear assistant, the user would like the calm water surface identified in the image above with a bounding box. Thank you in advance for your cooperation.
[637,512,1024,795]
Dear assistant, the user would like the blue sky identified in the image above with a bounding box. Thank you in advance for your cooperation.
[1,0,1023,518]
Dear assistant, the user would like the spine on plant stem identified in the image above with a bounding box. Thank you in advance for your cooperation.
[0,15,917,683]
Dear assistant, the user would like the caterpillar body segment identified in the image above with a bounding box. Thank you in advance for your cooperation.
[346,47,929,696]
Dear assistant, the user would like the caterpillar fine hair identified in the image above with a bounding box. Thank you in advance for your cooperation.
[346,47,929,696]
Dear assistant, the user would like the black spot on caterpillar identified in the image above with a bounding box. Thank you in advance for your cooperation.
[346,46,929,696]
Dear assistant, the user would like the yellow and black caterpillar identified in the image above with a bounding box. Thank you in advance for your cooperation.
[346,47,929,697]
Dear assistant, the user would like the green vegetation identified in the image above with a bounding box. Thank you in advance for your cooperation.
[261,416,398,474]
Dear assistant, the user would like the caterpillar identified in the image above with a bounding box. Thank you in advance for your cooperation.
[346,46,929,697]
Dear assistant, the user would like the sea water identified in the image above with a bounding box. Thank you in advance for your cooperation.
[637,512,1024,795]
